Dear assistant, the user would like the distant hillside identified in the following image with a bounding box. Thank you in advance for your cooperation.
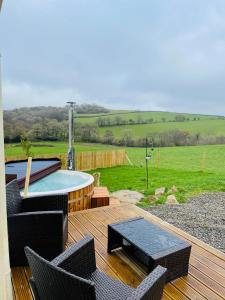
[3,105,225,147]
[99,118,225,138]
[76,110,222,124]
[3,104,109,142]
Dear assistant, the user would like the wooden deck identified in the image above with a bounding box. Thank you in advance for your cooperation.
[12,203,225,299]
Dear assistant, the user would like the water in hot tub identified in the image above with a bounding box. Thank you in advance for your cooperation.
[26,171,88,193]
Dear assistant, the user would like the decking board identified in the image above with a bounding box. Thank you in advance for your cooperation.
[12,203,225,299]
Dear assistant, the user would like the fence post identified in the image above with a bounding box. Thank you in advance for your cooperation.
[125,152,133,166]
[200,151,207,172]
[156,148,161,168]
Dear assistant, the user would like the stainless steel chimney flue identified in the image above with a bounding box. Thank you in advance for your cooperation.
[67,101,76,170]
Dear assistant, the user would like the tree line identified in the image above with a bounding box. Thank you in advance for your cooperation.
[96,114,201,127]
[4,104,108,142]
[75,125,225,147]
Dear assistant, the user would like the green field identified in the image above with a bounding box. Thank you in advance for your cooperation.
[75,110,225,141]
[5,142,225,207]
[5,142,119,157]
[93,166,225,207]
[76,110,134,119]
[76,110,220,124]
[7,142,225,174]
[98,119,225,138]
[92,144,225,206]
[126,144,225,173]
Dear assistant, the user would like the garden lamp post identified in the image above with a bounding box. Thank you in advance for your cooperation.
[0,1,14,296]
[145,137,154,189]
[67,101,76,170]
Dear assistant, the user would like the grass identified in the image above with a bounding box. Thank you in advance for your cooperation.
[125,144,225,173]
[90,143,225,206]
[90,165,225,207]
[5,141,225,207]
[76,110,220,124]
[7,142,225,174]
[75,110,225,141]
[5,142,119,157]
[98,119,225,138]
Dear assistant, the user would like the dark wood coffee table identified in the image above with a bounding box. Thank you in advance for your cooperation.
[108,217,191,282]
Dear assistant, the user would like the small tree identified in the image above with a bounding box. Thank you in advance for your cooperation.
[103,130,114,144]
[120,129,134,146]
[175,115,186,122]
[20,135,33,157]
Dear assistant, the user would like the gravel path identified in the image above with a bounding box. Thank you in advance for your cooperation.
[145,193,225,252]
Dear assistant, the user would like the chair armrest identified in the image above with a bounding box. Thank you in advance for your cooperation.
[29,277,40,300]
[22,194,68,215]
[126,266,167,300]
[51,235,96,277]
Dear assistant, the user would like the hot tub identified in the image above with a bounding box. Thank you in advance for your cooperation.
[21,170,94,213]
[5,158,61,188]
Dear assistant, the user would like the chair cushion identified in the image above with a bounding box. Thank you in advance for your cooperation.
[6,179,22,215]
[85,270,134,300]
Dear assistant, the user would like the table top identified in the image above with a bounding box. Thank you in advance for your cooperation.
[109,217,189,257]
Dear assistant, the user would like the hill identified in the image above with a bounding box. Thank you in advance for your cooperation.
[76,110,220,123]
[99,119,225,138]
[4,105,225,147]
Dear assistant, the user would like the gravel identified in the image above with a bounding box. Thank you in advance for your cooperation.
[145,193,225,252]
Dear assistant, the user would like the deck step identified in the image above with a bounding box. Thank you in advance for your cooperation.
[110,197,121,206]
[91,187,109,208]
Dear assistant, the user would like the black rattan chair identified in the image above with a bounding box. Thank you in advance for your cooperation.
[6,179,68,267]
[25,235,167,300]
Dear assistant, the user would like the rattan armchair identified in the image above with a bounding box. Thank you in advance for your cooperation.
[25,235,167,300]
[6,179,68,266]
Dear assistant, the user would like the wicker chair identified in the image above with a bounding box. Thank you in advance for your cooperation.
[6,179,68,267]
[25,235,167,300]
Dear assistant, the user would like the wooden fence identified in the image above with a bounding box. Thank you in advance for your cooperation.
[5,149,126,171]
[76,149,125,171]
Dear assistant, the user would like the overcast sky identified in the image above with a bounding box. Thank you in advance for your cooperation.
[1,0,225,115]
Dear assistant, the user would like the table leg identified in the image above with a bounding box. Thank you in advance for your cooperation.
[107,226,122,253]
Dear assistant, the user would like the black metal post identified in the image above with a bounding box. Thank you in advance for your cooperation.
[67,101,76,170]
[146,137,149,189]
[145,137,154,189]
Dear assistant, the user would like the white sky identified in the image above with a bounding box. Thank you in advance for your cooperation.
[1,0,225,115]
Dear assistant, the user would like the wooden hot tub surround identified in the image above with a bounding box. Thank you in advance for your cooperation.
[68,182,94,213]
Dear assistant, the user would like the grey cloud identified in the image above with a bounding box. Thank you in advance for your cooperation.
[1,0,225,115]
